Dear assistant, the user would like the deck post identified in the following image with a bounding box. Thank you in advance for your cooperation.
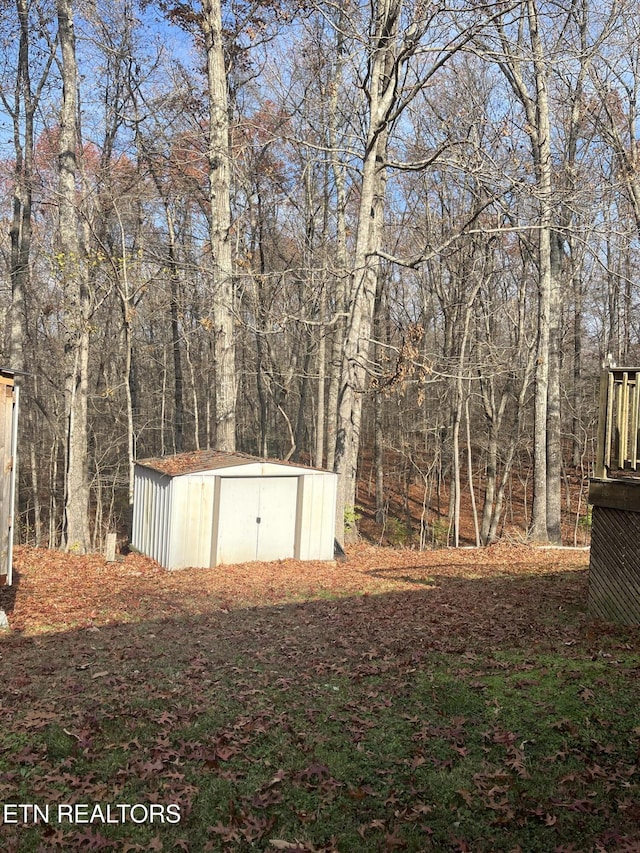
[594,369,610,479]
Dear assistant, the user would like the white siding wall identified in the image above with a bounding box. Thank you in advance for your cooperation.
[168,475,216,569]
[297,472,337,560]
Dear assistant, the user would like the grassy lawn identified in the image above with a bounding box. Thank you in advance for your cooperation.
[0,544,638,851]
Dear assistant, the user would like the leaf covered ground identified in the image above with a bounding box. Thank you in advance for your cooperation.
[0,544,639,852]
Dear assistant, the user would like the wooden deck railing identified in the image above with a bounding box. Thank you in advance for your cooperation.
[595,367,640,479]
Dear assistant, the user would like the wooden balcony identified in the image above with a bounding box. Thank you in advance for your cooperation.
[594,367,640,481]
[590,367,640,512]
[589,367,640,623]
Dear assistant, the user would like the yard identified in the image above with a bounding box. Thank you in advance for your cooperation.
[0,544,638,852]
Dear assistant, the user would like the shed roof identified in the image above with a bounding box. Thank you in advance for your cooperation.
[135,449,327,477]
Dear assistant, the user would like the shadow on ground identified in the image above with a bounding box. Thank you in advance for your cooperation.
[1,561,639,852]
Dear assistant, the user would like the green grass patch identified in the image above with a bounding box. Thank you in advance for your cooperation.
[1,556,639,852]
[2,647,639,851]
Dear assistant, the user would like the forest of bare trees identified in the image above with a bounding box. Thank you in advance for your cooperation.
[1,0,639,551]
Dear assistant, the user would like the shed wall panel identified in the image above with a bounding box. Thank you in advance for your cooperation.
[131,470,145,553]
[168,476,215,569]
[298,473,337,560]
[132,467,172,566]
[157,479,170,568]
[215,476,298,564]
[216,477,260,564]
[253,476,298,561]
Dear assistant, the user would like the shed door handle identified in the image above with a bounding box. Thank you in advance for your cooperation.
[256,517,261,524]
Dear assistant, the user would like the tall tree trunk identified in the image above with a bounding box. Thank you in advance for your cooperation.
[373,272,385,525]
[546,232,563,543]
[111,207,136,517]
[452,280,482,546]
[571,252,583,467]
[293,339,312,463]
[202,0,236,451]
[315,290,326,468]
[480,390,508,544]
[138,128,186,454]
[334,141,387,542]
[8,0,33,375]
[466,394,480,547]
[490,0,555,543]
[253,194,269,456]
[522,0,554,543]
[7,0,55,538]
[165,204,185,452]
[527,0,553,542]
[57,0,90,553]
[333,0,399,543]
[325,14,348,473]
[29,431,41,546]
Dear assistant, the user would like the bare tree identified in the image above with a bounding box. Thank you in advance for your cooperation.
[332,0,486,542]
[479,0,560,542]
[201,0,236,450]
[55,0,90,552]
[1,0,55,373]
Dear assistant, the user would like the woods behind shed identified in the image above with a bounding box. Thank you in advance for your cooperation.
[131,451,337,569]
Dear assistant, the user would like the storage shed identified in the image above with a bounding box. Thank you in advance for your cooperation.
[131,450,337,569]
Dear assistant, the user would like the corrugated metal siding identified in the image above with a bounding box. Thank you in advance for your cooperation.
[157,476,171,568]
[131,468,144,552]
[132,466,172,567]
[589,505,640,624]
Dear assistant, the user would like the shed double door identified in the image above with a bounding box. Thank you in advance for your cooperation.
[216,476,299,564]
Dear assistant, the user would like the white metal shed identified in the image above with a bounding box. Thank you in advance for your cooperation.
[131,450,337,569]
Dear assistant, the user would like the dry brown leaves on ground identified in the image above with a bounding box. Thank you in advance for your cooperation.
[1,544,639,852]
[2,543,589,638]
